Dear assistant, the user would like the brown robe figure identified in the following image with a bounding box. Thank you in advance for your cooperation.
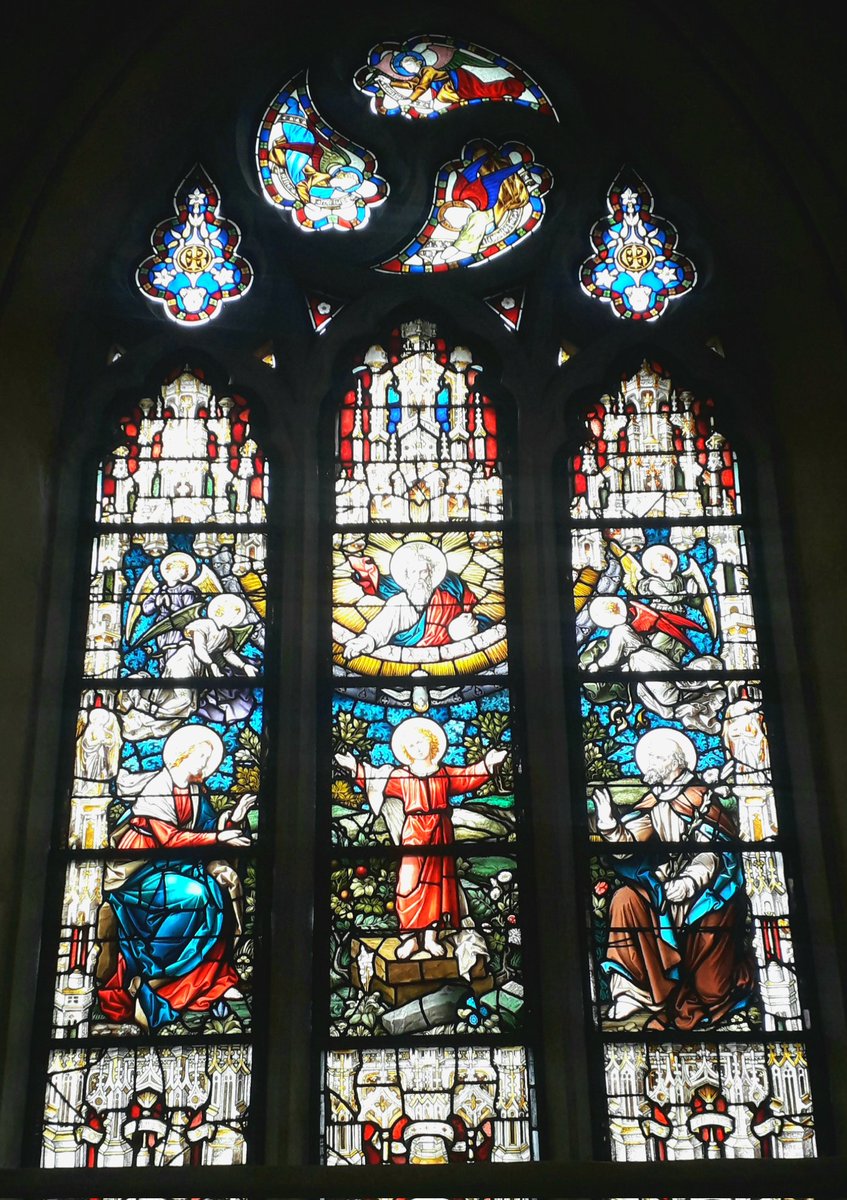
[593,728,754,1031]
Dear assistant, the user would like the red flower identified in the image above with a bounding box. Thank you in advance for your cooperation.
[594,880,610,897]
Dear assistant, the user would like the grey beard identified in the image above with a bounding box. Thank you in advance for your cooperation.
[642,768,668,788]
[405,582,433,608]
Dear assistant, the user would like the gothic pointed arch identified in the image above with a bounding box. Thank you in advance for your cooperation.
[38,361,272,1166]
[561,342,824,1163]
[1,7,845,1200]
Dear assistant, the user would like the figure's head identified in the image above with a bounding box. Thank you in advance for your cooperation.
[641,544,678,580]
[391,717,447,775]
[163,725,224,784]
[159,552,197,585]
[389,541,448,607]
[86,706,113,734]
[329,166,363,192]
[589,595,628,629]
[387,49,426,80]
[634,728,697,788]
[207,593,248,629]
[439,201,476,230]
[82,707,119,755]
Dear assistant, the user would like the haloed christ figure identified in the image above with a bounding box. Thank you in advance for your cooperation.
[335,716,507,960]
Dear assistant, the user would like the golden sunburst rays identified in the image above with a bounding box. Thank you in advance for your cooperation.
[331,529,507,676]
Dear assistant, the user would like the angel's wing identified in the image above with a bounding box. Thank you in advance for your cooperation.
[605,538,643,593]
[135,601,205,648]
[239,570,266,618]
[322,143,353,172]
[125,564,158,645]
[230,624,256,655]
[195,563,224,597]
[573,557,623,646]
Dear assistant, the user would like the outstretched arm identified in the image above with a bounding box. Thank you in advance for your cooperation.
[592,786,650,842]
[335,751,369,792]
[444,748,508,795]
[184,621,220,672]
[221,645,258,676]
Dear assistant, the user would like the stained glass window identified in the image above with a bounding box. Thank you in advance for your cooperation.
[137,168,253,324]
[256,73,388,231]
[375,139,552,273]
[324,320,538,1166]
[580,170,696,320]
[41,368,267,1167]
[22,25,835,1200]
[568,361,817,1162]
[354,36,555,119]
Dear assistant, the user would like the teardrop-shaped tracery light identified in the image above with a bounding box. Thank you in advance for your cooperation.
[375,139,552,273]
[256,72,388,231]
[355,35,556,120]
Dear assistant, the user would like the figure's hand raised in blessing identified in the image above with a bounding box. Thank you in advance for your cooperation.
[592,786,615,827]
[484,746,509,772]
[229,792,257,825]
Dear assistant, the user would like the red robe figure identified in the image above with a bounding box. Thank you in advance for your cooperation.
[96,725,255,1031]
[336,716,507,959]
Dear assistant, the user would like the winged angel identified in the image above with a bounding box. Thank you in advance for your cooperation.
[118,551,261,740]
[576,537,726,735]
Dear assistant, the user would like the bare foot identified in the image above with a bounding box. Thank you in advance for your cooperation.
[133,997,150,1030]
[395,935,420,960]
[423,931,446,957]
[606,997,647,1021]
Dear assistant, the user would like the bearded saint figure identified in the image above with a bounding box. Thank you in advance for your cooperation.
[335,716,507,960]
[593,728,753,1031]
[342,542,484,661]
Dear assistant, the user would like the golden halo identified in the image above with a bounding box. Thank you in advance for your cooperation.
[390,717,448,767]
[163,724,224,777]
[159,552,197,584]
